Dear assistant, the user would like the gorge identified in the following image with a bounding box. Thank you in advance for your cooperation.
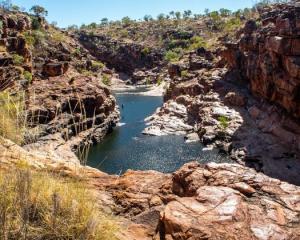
[87,89,228,174]
[0,1,300,239]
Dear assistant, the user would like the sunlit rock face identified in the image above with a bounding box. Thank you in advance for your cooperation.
[223,3,300,119]
[92,161,300,240]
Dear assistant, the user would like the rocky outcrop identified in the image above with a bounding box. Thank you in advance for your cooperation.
[222,3,300,119]
[140,2,300,185]
[0,10,120,162]
[25,74,119,161]
[0,13,33,90]
[2,136,300,240]
[91,160,300,240]
[143,101,194,136]
[160,162,300,240]
[42,61,69,77]
[77,32,163,75]
[144,35,300,183]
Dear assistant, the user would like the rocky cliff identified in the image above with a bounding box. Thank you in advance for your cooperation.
[0,10,119,162]
[76,32,164,80]
[223,3,300,119]
[143,3,300,185]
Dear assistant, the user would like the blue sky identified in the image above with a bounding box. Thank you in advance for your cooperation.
[12,0,256,27]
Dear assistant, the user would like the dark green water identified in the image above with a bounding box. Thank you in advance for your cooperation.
[87,90,227,174]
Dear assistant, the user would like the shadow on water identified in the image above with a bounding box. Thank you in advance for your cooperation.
[87,89,229,175]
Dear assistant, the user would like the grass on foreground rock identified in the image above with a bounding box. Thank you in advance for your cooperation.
[0,91,27,145]
[0,165,118,240]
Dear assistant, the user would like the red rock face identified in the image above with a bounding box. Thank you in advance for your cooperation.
[223,4,300,119]
[42,62,69,77]
[89,161,300,239]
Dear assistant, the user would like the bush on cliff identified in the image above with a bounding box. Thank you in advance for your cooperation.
[12,54,24,66]
[164,48,183,62]
[102,74,111,85]
[23,71,33,83]
[188,36,207,50]
[0,167,118,240]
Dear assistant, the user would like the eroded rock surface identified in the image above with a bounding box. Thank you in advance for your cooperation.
[89,161,300,240]
[2,133,300,240]
[223,4,300,119]
[25,75,119,162]
[77,32,163,76]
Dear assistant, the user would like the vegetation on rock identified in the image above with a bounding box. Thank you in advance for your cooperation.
[0,166,118,240]
[0,91,26,144]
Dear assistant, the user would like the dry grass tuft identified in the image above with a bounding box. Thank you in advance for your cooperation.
[0,91,27,145]
[0,167,118,240]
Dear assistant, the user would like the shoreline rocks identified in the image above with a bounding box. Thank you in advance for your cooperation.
[143,101,194,136]
[24,75,120,162]
[2,138,300,240]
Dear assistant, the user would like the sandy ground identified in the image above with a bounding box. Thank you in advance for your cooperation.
[109,76,167,96]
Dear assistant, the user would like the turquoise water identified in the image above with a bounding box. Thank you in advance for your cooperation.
[87,90,227,174]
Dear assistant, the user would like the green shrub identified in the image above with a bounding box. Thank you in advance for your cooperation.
[31,16,42,30]
[224,17,242,32]
[92,60,105,71]
[23,71,33,83]
[32,30,46,45]
[188,36,207,50]
[120,29,129,38]
[164,48,183,62]
[51,30,66,43]
[102,74,111,85]
[167,39,189,50]
[157,76,163,85]
[24,32,35,46]
[72,48,81,56]
[80,69,94,77]
[24,30,46,46]
[142,47,151,56]
[12,54,24,66]
[218,116,229,129]
[181,70,188,78]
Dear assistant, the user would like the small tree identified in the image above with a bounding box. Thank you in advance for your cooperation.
[169,11,175,19]
[157,13,165,21]
[11,4,20,11]
[0,0,11,10]
[219,8,232,17]
[88,22,97,29]
[175,11,181,20]
[122,16,132,27]
[143,15,152,22]
[100,18,108,26]
[204,8,210,16]
[30,5,48,17]
[183,10,192,19]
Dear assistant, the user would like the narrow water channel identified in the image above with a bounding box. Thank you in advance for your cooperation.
[87,89,228,175]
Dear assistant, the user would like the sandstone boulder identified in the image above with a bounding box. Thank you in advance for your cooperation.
[42,62,69,77]
[159,162,300,240]
[168,63,182,79]
[224,91,247,107]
